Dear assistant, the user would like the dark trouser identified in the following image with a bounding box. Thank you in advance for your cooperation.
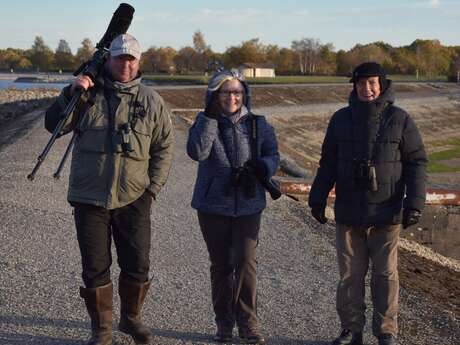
[336,223,400,337]
[73,191,152,288]
[198,211,261,330]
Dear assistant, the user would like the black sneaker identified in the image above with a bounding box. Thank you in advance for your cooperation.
[332,329,363,345]
[378,333,396,345]
[213,326,233,343]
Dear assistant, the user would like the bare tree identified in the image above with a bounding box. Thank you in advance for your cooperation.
[291,38,322,75]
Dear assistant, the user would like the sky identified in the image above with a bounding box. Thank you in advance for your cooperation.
[1,0,459,53]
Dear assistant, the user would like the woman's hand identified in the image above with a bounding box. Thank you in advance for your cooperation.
[245,159,268,181]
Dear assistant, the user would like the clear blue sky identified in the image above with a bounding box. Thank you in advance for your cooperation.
[1,0,459,53]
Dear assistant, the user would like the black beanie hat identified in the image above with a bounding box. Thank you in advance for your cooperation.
[350,62,388,90]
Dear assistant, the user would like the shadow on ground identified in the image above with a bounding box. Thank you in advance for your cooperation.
[0,314,329,344]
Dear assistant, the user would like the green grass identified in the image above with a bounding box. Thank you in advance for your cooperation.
[143,75,208,85]
[244,75,349,84]
[427,162,460,173]
[387,74,448,82]
[427,138,460,173]
[142,74,349,85]
[142,74,448,85]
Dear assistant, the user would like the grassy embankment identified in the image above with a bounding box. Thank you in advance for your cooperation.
[143,74,448,85]
[428,138,460,173]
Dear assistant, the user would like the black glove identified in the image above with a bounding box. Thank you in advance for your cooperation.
[245,159,268,181]
[204,94,220,120]
[402,208,421,229]
[311,205,328,224]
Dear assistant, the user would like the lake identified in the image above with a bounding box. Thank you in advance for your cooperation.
[0,79,66,90]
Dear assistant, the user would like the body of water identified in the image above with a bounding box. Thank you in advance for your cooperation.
[0,79,66,90]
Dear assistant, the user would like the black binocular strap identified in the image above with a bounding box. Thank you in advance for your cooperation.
[369,105,391,163]
[350,105,389,164]
[250,114,260,160]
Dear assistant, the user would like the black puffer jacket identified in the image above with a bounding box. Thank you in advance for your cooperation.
[308,81,427,225]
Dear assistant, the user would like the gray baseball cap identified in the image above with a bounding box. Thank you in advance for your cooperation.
[109,34,141,60]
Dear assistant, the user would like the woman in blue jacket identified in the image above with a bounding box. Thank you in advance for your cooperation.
[187,70,279,344]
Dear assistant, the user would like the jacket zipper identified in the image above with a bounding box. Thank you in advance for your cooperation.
[233,125,238,216]
[115,93,134,203]
[105,91,116,208]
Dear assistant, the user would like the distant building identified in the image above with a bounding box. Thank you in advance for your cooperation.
[238,63,276,78]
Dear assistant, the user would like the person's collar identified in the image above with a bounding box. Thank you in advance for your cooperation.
[222,105,249,124]
[103,68,142,94]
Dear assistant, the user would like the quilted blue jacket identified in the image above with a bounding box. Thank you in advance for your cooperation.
[187,112,279,217]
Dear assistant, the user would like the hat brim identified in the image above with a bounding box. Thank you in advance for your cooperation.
[110,48,141,60]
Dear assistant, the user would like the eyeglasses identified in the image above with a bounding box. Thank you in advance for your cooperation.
[219,90,244,98]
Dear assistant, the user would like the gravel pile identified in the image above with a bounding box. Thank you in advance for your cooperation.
[0,88,60,127]
[399,238,460,272]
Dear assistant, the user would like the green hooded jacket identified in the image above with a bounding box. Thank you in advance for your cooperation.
[45,74,174,209]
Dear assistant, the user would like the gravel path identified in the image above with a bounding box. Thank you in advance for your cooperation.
[0,112,458,344]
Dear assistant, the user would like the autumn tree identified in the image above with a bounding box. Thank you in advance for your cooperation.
[54,39,74,71]
[223,38,266,68]
[336,43,392,75]
[317,43,337,75]
[174,46,198,73]
[29,36,54,71]
[390,48,417,74]
[141,46,177,74]
[193,30,208,54]
[75,38,95,66]
[192,30,212,72]
[0,48,32,70]
[448,53,460,82]
[410,39,451,77]
[275,48,297,74]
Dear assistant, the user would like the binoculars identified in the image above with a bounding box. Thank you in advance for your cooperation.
[353,159,378,192]
[118,123,134,153]
[227,164,282,200]
[228,166,257,199]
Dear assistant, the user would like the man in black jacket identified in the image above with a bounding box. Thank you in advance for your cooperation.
[308,62,427,345]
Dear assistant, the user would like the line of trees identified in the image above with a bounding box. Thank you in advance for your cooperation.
[1,31,459,78]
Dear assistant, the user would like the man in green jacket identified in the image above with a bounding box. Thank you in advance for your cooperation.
[45,33,174,345]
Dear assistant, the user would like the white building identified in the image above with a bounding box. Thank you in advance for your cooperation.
[238,63,276,78]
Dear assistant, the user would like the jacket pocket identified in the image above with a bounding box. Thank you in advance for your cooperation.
[126,118,152,161]
[204,175,228,204]
[69,150,106,196]
[118,159,150,204]
[76,108,109,153]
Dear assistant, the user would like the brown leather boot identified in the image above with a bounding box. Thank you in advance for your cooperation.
[118,277,153,344]
[79,282,113,345]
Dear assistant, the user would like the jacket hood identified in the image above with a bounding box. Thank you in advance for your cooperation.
[349,79,395,108]
[99,65,142,94]
[205,70,251,110]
